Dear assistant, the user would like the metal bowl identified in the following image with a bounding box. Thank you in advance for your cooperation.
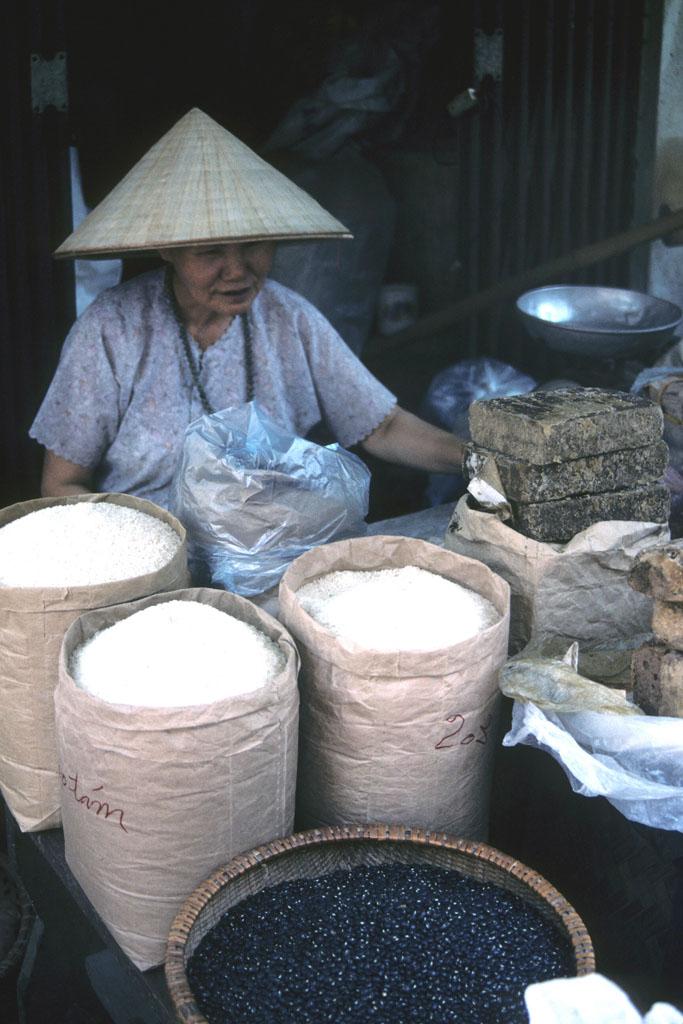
[516,284,682,358]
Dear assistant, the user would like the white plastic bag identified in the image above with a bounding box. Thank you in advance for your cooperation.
[504,700,683,831]
[525,974,683,1024]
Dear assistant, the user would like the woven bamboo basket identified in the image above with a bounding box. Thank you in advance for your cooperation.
[165,824,595,1023]
[0,855,34,994]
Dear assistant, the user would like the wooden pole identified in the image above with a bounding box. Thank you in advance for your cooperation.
[369,207,683,356]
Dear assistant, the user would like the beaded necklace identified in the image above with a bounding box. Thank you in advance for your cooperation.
[165,267,255,415]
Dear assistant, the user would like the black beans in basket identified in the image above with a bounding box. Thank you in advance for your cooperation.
[187,864,574,1023]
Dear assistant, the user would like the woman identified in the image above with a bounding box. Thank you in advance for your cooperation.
[32,109,463,507]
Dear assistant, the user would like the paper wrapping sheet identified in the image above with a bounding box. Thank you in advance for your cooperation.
[445,496,669,653]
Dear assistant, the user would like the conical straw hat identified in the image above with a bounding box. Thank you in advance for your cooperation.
[55,108,352,259]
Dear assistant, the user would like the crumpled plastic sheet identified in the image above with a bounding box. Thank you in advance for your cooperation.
[504,700,683,831]
[171,402,370,596]
[525,974,683,1023]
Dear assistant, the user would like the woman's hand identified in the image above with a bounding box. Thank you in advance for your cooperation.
[40,450,93,497]
[360,406,465,474]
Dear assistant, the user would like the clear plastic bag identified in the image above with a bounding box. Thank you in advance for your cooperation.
[171,403,370,596]
[422,357,537,435]
[422,358,536,506]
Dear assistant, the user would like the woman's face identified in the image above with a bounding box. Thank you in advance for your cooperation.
[160,241,276,320]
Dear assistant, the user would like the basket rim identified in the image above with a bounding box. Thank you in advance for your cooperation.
[164,824,595,1022]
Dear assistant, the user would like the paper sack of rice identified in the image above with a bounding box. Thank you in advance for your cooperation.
[279,535,510,840]
[0,493,189,831]
[55,587,299,970]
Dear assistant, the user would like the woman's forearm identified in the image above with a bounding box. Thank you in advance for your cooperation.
[360,407,465,474]
[40,450,94,497]
[44,481,93,496]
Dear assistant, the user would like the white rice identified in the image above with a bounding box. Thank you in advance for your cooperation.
[71,600,285,707]
[0,503,180,587]
[296,565,499,652]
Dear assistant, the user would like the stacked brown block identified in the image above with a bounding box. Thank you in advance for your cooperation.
[629,543,683,716]
[467,388,669,543]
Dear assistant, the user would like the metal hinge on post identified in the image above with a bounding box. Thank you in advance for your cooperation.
[30,51,68,113]
[473,28,504,84]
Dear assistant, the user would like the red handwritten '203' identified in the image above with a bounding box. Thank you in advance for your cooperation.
[435,713,492,750]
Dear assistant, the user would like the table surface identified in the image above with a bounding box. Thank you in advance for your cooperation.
[4,503,455,1024]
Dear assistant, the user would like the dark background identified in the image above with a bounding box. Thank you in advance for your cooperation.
[0,0,663,515]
